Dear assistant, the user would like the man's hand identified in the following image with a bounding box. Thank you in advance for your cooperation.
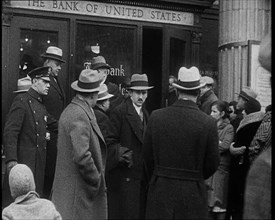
[229,142,246,156]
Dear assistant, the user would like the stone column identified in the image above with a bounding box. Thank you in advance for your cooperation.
[218,0,271,101]
[191,31,202,66]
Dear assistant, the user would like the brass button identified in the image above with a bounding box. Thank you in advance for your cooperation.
[126,178,130,182]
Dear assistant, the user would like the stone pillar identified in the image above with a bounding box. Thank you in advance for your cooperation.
[191,31,202,67]
[218,0,271,101]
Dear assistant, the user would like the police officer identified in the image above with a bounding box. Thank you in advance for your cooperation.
[2,66,58,208]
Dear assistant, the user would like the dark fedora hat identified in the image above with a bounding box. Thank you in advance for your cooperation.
[91,56,110,70]
[128,74,154,90]
[41,46,65,63]
[173,66,205,90]
[27,66,51,82]
[71,69,101,92]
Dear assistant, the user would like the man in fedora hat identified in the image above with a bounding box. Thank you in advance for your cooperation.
[2,67,58,208]
[41,46,66,199]
[51,69,107,219]
[91,55,123,114]
[108,73,153,219]
[197,75,219,114]
[143,66,219,219]
[13,76,32,94]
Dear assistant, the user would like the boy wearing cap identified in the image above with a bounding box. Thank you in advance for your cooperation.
[197,76,218,114]
[143,66,219,219]
[2,164,61,220]
[2,67,58,208]
[108,74,153,219]
[42,46,66,199]
[51,69,107,219]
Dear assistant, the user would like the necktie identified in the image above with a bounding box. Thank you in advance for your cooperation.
[139,110,143,122]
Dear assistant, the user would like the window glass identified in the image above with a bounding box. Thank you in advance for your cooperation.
[76,23,135,86]
[19,29,58,78]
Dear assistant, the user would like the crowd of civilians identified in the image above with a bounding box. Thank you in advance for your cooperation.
[2,32,271,220]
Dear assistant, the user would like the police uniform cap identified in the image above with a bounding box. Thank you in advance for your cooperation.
[28,66,51,82]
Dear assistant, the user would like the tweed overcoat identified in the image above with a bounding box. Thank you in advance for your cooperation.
[197,90,218,115]
[51,96,107,220]
[2,88,57,207]
[108,97,149,219]
[143,99,220,219]
[42,75,66,188]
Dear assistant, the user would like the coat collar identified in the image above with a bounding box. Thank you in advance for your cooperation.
[71,96,105,144]
[27,87,43,103]
[14,191,39,204]
[198,89,214,103]
[237,111,265,132]
[172,99,200,111]
[49,75,64,97]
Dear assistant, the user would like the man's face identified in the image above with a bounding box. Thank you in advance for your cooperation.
[45,59,62,77]
[97,68,108,84]
[200,85,209,96]
[229,105,236,119]
[236,96,246,110]
[33,78,50,95]
[130,89,148,107]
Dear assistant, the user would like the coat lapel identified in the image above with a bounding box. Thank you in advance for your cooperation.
[50,76,65,99]
[125,99,144,143]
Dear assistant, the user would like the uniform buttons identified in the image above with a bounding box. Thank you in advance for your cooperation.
[29,100,32,103]
[36,122,39,125]
[36,145,39,148]
[126,178,130,182]
[37,133,39,136]
[33,110,36,114]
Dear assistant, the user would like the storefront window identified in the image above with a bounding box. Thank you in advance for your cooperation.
[75,23,136,86]
[19,29,58,78]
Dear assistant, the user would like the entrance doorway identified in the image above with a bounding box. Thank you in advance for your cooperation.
[142,27,163,113]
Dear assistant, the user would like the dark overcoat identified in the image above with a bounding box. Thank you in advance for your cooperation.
[2,88,57,207]
[42,75,65,192]
[197,90,218,115]
[51,96,107,220]
[108,97,149,219]
[143,99,220,219]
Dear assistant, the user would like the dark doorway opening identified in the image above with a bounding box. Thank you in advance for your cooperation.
[142,27,163,114]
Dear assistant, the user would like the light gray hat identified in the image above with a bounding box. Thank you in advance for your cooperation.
[9,164,36,199]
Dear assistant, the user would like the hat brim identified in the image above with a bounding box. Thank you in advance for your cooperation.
[92,63,111,70]
[97,94,114,101]
[128,86,154,90]
[41,54,65,63]
[13,89,29,93]
[71,81,100,93]
[172,82,206,90]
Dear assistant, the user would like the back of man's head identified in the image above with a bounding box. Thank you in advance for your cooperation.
[9,164,36,199]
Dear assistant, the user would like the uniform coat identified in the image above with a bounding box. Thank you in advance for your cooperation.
[206,118,234,210]
[143,99,220,219]
[51,96,107,220]
[108,97,149,219]
[42,75,66,197]
[197,90,218,115]
[2,88,57,208]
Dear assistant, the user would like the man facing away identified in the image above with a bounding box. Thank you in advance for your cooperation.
[143,66,220,219]
[108,73,154,219]
[2,67,58,208]
[51,69,107,219]
[42,46,66,199]
[197,76,218,114]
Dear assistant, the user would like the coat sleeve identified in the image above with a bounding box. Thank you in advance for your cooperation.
[69,112,100,188]
[142,113,154,184]
[203,118,220,179]
[3,96,26,163]
[219,124,234,153]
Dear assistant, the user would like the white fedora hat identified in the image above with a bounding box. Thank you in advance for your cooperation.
[13,76,32,93]
[71,69,101,92]
[97,84,114,101]
[172,66,205,90]
[41,46,65,63]
[128,74,154,90]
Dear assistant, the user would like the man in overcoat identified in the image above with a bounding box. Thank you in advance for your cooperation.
[2,67,57,208]
[51,69,107,219]
[108,73,154,219]
[197,76,218,114]
[42,46,66,199]
[143,66,220,219]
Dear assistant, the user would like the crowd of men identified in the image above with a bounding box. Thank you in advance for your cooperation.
[2,32,271,220]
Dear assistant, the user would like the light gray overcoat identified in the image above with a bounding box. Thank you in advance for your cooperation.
[51,96,107,219]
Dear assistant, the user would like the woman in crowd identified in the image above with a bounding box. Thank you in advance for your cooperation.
[206,100,234,220]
